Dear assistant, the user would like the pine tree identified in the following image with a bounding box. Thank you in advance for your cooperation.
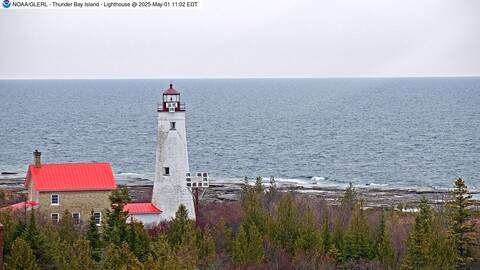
[268,176,277,196]
[0,211,18,256]
[401,196,433,270]
[341,182,357,209]
[167,204,195,248]
[39,221,75,269]
[254,176,264,193]
[320,210,331,255]
[104,188,131,245]
[22,209,45,266]
[212,217,232,254]
[242,177,268,235]
[232,222,264,266]
[126,221,151,262]
[375,211,395,269]
[149,235,175,269]
[6,237,39,270]
[102,242,143,270]
[447,178,476,269]
[270,194,300,254]
[87,209,102,261]
[343,202,373,261]
[265,176,278,208]
[150,234,198,270]
[143,255,161,270]
[331,217,344,256]
[429,215,456,269]
[166,204,199,268]
[69,239,96,270]
[197,226,217,267]
[53,238,96,270]
[293,206,320,256]
[22,209,41,248]
[59,210,79,244]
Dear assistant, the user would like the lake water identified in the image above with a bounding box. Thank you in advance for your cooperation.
[0,78,479,190]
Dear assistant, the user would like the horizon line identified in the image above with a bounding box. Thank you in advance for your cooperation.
[1,75,480,80]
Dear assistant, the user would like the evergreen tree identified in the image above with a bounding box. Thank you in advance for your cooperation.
[320,210,331,254]
[22,209,45,266]
[268,176,277,196]
[126,221,151,262]
[6,237,39,270]
[254,176,264,193]
[231,222,264,266]
[41,223,66,269]
[331,217,344,255]
[265,176,278,208]
[342,202,373,261]
[149,235,174,270]
[429,215,456,269]
[375,211,395,269]
[401,196,434,270]
[447,178,476,269]
[104,188,131,245]
[0,211,18,256]
[102,242,143,270]
[242,177,268,235]
[87,209,102,261]
[69,239,96,270]
[270,194,300,254]
[293,206,320,256]
[197,226,217,267]
[212,217,233,254]
[59,210,79,244]
[167,204,195,248]
[166,204,199,268]
[149,234,197,270]
[341,182,357,209]
[22,209,41,248]
[143,255,161,270]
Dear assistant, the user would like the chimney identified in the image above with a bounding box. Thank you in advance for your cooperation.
[33,150,42,168]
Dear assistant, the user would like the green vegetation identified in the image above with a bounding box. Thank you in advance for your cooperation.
[0,181,478,269]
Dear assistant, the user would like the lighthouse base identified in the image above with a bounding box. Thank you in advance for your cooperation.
[152,183,195,220]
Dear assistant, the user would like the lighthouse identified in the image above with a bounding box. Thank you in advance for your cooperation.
[152,83,195,220]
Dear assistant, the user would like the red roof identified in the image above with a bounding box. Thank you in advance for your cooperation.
[123,203,162,214]
[163,84,179,95]
[25,163,117,191]
[0,201,39,212]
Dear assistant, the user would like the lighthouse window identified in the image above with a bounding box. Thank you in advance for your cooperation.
[164,167,170,176]
[170,122,176,130]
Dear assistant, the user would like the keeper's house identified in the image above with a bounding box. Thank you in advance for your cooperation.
[4,150,117,225]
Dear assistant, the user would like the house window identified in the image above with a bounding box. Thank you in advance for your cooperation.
[163,167,170,176]
[51,213,59,223]
[51,194,59,205]
[72,213,81,224]
[170,122,176,130]
[93,212,101,226]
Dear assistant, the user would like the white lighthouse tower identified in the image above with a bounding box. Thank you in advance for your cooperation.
[152,83,195,220]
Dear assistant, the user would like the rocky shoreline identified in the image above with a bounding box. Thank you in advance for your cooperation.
[2,175,479,210]
[121,179,480,210]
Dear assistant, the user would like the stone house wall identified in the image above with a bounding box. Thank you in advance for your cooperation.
[37,190,113,225]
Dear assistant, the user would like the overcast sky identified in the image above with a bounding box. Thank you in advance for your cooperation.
[1,0,479,79]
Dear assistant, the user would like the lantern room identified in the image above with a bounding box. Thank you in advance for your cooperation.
[159,83,185,112]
